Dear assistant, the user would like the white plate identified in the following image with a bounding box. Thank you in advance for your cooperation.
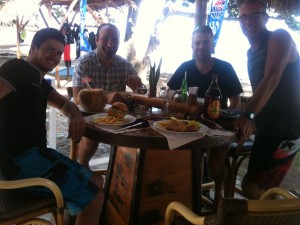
[153,120,209,136]
[86,113,136,129]
[78,104,111,114]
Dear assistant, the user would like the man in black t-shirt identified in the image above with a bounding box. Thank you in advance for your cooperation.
[168,25,243,210]
[0,28,104,225]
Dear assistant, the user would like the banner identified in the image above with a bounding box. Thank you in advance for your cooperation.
[207,0,228,51]
[79,0,87,55]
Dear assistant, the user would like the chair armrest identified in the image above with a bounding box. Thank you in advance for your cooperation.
[165,201,205,225]
[0,178,64,209]
[247,187,300,212]
[260,187,298,200]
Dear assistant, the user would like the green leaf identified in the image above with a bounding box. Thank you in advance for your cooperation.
[154,58,162,85]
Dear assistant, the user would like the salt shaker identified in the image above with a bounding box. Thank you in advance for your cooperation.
[174,90,183,102]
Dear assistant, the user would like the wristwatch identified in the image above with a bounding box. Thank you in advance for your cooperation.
[243,111,255,120]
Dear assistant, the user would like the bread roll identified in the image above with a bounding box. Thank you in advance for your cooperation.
[79,88,108,112]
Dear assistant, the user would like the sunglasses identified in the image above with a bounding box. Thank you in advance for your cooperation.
[237,12,266,22]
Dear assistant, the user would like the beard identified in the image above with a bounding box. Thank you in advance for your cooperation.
[35,58,58,73]
[102,46,118,58]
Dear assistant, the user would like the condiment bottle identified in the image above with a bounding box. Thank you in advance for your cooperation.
[180,71,188,102]
[204,74,222,120]
[159,86,167,99]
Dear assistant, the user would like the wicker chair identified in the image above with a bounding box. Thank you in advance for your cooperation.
[224,139,253,197]
[165,187,300,225]
[200,140,253,208]
[0,177,64,225]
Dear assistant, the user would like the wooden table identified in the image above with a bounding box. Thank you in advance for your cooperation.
[83,122,235,225]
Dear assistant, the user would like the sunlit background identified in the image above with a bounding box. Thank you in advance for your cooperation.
[1,0,299,83]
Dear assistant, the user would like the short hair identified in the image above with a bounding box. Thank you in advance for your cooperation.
[192,25,213,38]
[32,28,66,48]
[238,0,267,11]
[96,23,120,38]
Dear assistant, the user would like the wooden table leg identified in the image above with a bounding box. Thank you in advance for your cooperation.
[192,149,205,215]
[70,140,79,161]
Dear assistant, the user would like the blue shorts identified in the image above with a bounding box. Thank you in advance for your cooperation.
[8,147,99,215]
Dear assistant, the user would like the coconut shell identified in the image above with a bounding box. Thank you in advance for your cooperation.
[78,88,108,112]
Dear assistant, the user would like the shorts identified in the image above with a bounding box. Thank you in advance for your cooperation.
[7,147,99,215]
[245,134,300,189]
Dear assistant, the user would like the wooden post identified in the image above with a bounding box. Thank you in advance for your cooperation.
[195,0,208,28]
[55,66,61,89]
[87,5,104,24]
[16,16,21,59]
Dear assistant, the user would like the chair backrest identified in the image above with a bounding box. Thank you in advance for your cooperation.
[166,188,300,225]
[0,178,64,225]
[215,197,300,225]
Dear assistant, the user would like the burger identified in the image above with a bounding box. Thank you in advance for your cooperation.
[107,102,128,119]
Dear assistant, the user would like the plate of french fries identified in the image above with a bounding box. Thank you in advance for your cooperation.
[153,117,209,135]
[86,113,136,129]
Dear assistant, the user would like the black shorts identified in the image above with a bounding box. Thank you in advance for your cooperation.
[245,134,300,189]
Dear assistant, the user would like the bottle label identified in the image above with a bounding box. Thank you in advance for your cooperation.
[207,99,221,119]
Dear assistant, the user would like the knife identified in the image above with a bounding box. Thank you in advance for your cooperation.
[114,122,143,132]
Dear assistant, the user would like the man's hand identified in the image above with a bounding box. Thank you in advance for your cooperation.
[199,114,223,129]
[107,92,125,104]
[233,115,255,144]
[68,114,86,143]
[127,75,142,91]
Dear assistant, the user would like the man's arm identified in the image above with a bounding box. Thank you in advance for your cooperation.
[245,29,297,114]
[48,90,86,143]
[228,95,241,109]
[234,29,297,143]
[126,75,142,91]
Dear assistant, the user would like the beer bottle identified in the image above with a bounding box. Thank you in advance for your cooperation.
[204,74,222,120]
[180,71,188,102]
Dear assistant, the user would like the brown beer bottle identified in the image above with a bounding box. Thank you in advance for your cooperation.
[204,74,222,120]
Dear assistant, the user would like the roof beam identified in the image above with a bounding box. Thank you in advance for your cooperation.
[58,0,78,30]
[87,5,104,25]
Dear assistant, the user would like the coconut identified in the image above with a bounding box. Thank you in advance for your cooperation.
[78,88,108,112]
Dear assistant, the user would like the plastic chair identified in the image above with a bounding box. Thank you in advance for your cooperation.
[165,187,300,225]
[0,177,64,225]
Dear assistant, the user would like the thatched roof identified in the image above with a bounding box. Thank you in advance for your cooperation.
[0,0,136,26]
[266,0,300,15]
[235,0,300,16]
[40,0,136,11]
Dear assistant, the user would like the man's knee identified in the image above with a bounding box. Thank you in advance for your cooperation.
[80,138,99,151]
[91,172,104,189]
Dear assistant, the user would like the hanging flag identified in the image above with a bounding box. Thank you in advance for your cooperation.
[207,0,228,51]
[79,0,87,56]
